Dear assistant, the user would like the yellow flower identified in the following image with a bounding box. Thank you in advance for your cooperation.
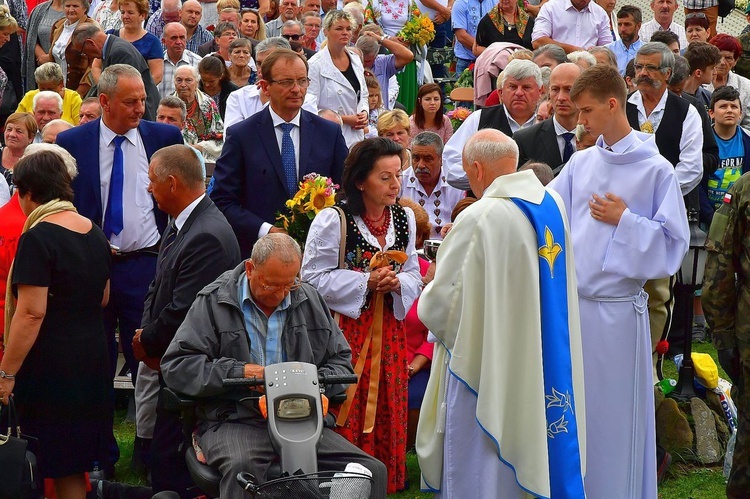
[303,186,333,214]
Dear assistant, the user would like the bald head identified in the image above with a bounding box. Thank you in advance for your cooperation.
[549,63,583,123]
[462,129,519,197]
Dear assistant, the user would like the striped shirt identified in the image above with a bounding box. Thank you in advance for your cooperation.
[238,274,290,367]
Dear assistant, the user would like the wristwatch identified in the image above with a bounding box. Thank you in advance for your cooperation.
[0,370,15,380]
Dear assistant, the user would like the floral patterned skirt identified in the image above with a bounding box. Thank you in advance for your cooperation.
[333,300,408,493]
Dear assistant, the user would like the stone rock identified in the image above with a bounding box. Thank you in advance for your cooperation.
[656,397,693,454]
[714,411,730,448]
[692,397,722,464]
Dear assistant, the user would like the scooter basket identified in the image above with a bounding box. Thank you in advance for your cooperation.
[239,470,373,499]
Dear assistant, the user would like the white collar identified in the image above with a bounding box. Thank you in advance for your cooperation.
[174,193,205,232]
[600,129,639,153]
[269,105,302,128]
[552,116,576,135]
[628,87,669,118]
[100,120,139,146]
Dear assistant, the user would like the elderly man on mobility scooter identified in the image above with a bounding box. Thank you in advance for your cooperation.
[161,233,388,499]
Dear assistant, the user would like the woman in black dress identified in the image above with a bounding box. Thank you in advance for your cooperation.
[0,150,111,499]
[474,0,535,54]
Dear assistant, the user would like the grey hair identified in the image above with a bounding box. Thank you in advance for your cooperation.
[567,50,597,67]
[42,118,73,135]
[251,233,302,265]
[65,0,91,12]
[670,55,690,85]
[343,2,364,27]
[637,42,675,74]
[33,91,63,112]
[151,144,205,188]
[588,46,618,67]
[163,0,182,11]
[99,64,143,96]
[282,19,304,33]
[574,123,589,142]
[256,36,292,54]
[355,34,379,57]
[501,59,543,88]
[323,9,356,31]
[174,64,200,83]
[463,130,519,167]
[533,44,567,65]
[34,62,64,85]
[359,23,383,36]
[23,143,78,179]
[158,96,187,121]
[519,160,554,186]
[318,108,343,126]
[412,131,444,157]
[71,23,102,47]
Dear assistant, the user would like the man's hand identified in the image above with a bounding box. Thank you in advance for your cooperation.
[718,348,741,385]
[589,193,627,225]
[244,363,265,392]
[132,329,147,361]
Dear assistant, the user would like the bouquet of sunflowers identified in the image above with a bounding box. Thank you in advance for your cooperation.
[275,173,339,248]
[447,107,472,131]
[397,1,435,47]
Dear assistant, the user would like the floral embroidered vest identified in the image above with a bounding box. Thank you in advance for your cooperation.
[339,202,409,273]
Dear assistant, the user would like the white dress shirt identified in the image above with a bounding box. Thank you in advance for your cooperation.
[99,121,160,252]
[628,89,703,195]
[553,115,577,160]
[173,193,205,232]
[532,0,613,48]
[224,85,318,129]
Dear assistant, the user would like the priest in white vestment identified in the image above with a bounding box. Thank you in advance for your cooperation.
[549,64,690,499]
[416,129,587,499]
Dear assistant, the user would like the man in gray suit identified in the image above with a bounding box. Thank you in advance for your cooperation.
[132,144,241,495]
[70,23,161,121]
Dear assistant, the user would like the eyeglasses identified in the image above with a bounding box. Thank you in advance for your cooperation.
[633,63,663,73]
[268,77,311,88]
[685,12,708,20]
[259,277,302,293]
[281,33,302,40]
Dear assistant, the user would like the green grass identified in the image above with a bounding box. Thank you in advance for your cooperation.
[110,339,733,497]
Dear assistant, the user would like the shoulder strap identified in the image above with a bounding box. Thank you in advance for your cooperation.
[332,206,347,269]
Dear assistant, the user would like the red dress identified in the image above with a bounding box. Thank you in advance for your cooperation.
[332,204,410,494]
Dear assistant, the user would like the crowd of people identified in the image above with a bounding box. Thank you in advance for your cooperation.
[0,0,749,498]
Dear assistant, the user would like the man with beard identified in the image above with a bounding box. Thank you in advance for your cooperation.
[514,63,583,175]
[625,42,703,383]
[444,59,543,190]
[400,132,464,239]
[607,5,643,75]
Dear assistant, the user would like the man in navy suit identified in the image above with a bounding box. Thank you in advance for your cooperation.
[210,48,348,258]
[56,64,183,476]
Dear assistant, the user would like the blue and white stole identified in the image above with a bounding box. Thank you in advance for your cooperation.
[510,192,585,499]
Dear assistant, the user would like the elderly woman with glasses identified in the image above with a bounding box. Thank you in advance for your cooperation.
[308,10,368,148]
[302,138,422,494]
[173,65,224,162]
[707,34,750,131]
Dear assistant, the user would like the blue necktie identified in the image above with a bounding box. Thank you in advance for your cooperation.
[562,132,575,163]
[279,122,297,195]
[104,135,126,237]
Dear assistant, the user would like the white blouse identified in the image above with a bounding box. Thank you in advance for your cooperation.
[301,205,423,321]
[52,20,80,84]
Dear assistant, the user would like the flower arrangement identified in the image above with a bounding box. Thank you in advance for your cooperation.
[364,0,381,24]
[447,107,472,131]
[275,173,339,248]
[455,62,475,88]
[397,1,435,46]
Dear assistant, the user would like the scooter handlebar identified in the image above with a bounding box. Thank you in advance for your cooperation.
[221,373,358,387]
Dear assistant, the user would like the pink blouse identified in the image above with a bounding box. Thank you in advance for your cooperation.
[409,115,454,146]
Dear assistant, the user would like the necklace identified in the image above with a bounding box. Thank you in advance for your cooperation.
[363,208,391,237]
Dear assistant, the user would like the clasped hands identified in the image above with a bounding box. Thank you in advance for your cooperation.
[589,192,626,225]
[368,266,401,294]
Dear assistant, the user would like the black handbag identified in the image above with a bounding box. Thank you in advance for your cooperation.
[0,398,43,499]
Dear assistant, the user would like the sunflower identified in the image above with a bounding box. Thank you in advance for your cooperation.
[303,186,334,214]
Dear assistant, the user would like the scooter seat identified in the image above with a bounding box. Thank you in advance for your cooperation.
[185,447,222,498]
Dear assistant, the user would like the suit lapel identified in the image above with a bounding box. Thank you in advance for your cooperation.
[90,120,103,218]
[541,119,563,165]
[626,102,639,130]
[298,111,312,178]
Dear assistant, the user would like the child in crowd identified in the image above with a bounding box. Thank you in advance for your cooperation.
[701,85,750,225]
[365,75,385,138]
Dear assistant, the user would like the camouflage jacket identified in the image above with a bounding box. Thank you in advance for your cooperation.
[702,173,750,350]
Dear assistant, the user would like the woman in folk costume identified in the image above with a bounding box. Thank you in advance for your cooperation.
[302,137,422,493]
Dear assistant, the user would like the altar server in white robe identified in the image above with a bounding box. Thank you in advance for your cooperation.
[416,128,587,499]
[549,64,690,499]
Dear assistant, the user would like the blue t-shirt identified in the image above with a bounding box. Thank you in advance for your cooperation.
[709,127,746,210]
[106,30,163,61]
